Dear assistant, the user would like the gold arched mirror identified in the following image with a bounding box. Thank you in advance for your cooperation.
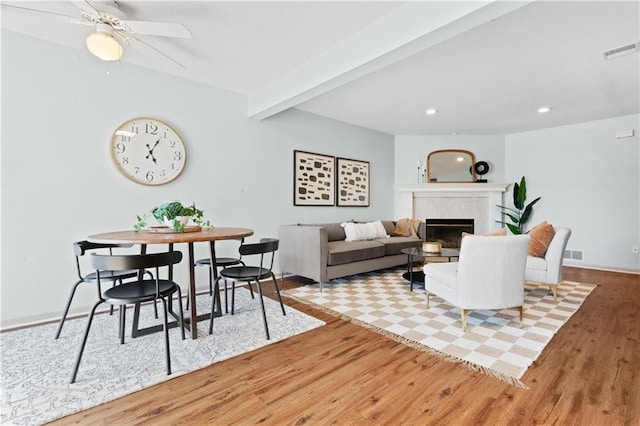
[427,149,476,183]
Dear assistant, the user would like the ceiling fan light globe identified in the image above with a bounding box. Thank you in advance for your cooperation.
[86,32,123,61]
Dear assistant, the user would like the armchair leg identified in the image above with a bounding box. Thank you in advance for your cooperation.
[461,309,468,332]
[426,291,430,308]
[550,285,558,301]
[517,306,524,328]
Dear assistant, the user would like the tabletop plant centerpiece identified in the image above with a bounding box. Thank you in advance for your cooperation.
[134,201,212,233]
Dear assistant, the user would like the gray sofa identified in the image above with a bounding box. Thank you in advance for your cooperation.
[279,221,424,289]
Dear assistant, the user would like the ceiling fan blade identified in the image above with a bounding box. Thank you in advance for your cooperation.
[119,32,186,69]
[69,0,101,18]
[120,20,192,39]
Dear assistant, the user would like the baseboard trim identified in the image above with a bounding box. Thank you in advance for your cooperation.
[565,265,639,275]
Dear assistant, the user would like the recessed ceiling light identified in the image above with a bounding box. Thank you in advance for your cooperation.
[537,106,552,114]
[456,157,464,162]
[425,108,438,115]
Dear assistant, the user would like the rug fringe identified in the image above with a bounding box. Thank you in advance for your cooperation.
[284,293,530,390]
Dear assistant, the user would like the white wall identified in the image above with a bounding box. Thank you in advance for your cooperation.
[394,119,640,272]
[0,31,395,327]
[505,114,640,271]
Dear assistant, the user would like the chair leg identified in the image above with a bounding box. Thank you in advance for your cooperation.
[426,290,430,308]
[119,305,126,344]
[208,266,213,296]
[109,281,117,316]
[517,306,524,328]
[461,309,468,332]
[231,281,236,315]
[224,279,229,313]
[176,287,186,340]
[271,273,286,316]
[70,300,103,384]
[159,297,171,375]
[550,285,558,301]
[209,277,222,334]
[246,280,255,299]
[255,279,270,340]
[55,279,84,339]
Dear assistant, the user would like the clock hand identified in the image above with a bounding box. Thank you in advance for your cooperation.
[145,139,161,164]
[149,139,160,153]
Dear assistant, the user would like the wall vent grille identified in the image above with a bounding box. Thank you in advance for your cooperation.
[563,249,584,261]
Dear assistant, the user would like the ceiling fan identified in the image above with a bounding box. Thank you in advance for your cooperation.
[2,0,191,67]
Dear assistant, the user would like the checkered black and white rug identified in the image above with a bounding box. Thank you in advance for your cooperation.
[283,268,595,388]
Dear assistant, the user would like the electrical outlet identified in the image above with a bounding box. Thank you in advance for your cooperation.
[633,245,639,254]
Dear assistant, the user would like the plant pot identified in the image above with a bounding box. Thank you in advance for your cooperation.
[163,216,190,230]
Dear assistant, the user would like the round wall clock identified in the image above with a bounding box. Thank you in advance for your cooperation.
[110,117,186,186]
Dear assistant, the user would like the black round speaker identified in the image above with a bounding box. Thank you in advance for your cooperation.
[473,161,490,182]
[474,161,490,175]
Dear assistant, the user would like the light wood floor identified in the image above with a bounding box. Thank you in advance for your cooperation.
[50,267,639,425]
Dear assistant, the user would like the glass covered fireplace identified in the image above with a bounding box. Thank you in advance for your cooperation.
[425,218,474,249]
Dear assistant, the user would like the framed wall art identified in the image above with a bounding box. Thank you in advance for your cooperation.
[293,150,335,206]
[336,157,370,207]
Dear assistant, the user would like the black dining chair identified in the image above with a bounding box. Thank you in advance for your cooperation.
[208,238,285,340]
[55,241,157,340]
[70,250,185,384]
[194,237,252,313]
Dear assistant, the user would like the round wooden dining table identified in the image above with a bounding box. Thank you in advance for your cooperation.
[88,227,254,339]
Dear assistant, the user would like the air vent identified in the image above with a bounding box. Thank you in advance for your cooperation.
[563,249,584,261]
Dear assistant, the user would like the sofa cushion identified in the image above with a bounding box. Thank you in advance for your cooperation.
[375,236,422,255]
[299,222,346,242]
[327,240,386,266]
[381,220,396,236]
[528,221,555,257]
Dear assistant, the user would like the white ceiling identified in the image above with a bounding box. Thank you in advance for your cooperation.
[2,1,639,135]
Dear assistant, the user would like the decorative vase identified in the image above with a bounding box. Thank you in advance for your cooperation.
[423,241,441,253]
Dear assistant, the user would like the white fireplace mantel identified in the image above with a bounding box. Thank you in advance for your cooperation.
[397,183,509,234]
[398,183,509,194]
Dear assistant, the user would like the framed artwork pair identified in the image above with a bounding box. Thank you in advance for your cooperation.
[293,150,370,207]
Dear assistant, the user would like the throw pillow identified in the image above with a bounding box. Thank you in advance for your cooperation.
[371,220,389,239]
[394,218,411,237]
[342,221,388,241]
[528,221,555,257]
[394,218,422,237]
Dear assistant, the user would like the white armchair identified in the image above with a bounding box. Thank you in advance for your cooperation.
[525,227,571,301]
[423,234,530,332]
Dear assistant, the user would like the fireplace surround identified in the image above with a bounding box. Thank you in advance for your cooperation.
[397,183,508,236]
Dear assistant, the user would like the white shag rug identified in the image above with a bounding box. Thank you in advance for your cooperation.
[0,288,325,425]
